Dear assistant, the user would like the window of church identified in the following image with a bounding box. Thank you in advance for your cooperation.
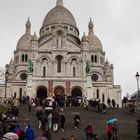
[46,27,49,31]
[14,92,16,98]
[25,54,28,62]
[64,26,68,30]
[51,26,55,30]
[22,54,24,62]
[56,55,62,73]
[73,67,76,77]
[102,94,105,102]
[91,55,94,63]
[97,89,99,98]
[19,88,22,98]
[70,27,73,31]
[43,66,46,77]
[95,55,97,63]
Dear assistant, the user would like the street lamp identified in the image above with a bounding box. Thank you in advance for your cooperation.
[5,70,9,98]
[135,72,140,106]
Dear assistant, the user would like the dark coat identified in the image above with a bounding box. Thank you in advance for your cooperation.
[60,114,65,124]
[137,123,140,135]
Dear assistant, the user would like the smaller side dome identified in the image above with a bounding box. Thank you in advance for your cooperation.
[31,32,38,41]
[81,32,89,42]
[16,18,32,50]
[87,18,102,50]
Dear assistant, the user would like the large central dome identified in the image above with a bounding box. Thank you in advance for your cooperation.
[42,4,77,28]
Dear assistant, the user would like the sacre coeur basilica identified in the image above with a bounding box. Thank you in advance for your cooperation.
[0,0,122,107]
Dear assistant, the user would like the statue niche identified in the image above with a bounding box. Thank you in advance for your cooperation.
[57,30,63,48]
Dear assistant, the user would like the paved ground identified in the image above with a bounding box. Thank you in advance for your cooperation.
[16,105,139,140]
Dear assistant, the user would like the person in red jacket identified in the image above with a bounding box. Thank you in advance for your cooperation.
[105,123,112,140]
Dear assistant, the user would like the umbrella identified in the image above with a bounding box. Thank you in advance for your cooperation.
[44,107,53,110]
[3,132,18,140]
[76,96,82,99]
[72,112,80,115]
[106,118,117,125]
[94,98,101,102]
[46,97,52,100]
[35,136,48,140]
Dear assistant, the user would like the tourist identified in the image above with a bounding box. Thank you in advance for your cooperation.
[105,123,112,140]
[25,124,35,140]
[60,113,65,131]
[48,113,52,129]
[52,112,59,132]
[137,120,140,138]
[107,98,111,108]
[85,124,93,140]
[70,135,76,140]
[43,126,51,140]
[13,124,22,136]
[112,121,118,140]
[112,99,116,108]
[74,114,81,130]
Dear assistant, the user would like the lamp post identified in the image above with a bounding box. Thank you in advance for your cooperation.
[5,70,9,99]
[135,72,140,106]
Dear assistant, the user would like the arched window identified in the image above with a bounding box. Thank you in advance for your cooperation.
[95,55,97,63]
[25,54,28,62]
[97,89,99,98]
[102,94,105,102]
[91,55,94,63]
[56,55,63,73]
[73,67,76,77]
[22,54,24,62]
[19,88,22,98]
[43,66,46,77]
[14,92,16,98]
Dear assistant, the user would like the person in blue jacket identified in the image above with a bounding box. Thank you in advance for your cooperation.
[25,124,35,140]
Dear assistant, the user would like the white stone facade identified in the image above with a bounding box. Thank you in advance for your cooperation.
[0,0,122,107]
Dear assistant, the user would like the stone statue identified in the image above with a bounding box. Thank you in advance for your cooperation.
[85,60,90,74]
[28,60,33,73]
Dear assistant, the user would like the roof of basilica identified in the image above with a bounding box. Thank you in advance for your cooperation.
[42,2,77,28]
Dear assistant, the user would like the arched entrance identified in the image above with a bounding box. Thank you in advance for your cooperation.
[71,87,82,98]
[54,86,65,100]
[36,86,47,101]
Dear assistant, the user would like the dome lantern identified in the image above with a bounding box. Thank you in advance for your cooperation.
[26,17,31,34]
[56,0,63,6]
[88,18,94,35]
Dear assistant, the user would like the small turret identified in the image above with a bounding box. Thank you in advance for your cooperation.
[31,32,38,41]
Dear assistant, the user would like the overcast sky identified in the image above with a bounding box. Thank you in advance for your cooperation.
[0,0,140,97]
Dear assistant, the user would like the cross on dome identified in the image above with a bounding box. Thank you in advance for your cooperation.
[56,0,63,6]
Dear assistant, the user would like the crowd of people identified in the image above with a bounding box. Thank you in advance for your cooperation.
[0,96,121,140]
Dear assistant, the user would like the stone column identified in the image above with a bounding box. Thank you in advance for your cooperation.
[48,80,53,97]
[66,81,71,96]
[86,74,93,100]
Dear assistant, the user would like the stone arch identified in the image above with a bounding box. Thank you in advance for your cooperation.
[71,86,83,97]
[36,85,48,100]
[67,55,81,63]
[52,26,67,36]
